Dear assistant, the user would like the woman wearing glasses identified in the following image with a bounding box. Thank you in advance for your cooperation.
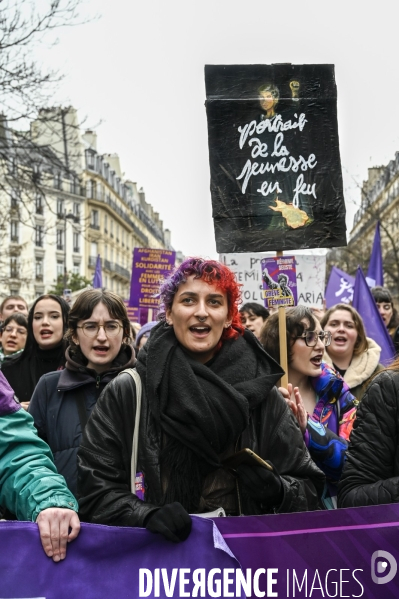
[261,306,358,508]
[0,313,28,368]
[28,289,135,496]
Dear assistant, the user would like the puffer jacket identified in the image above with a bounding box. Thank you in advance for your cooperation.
[77,371,325,527]
[29,344,135,497]
[338,369,399,507]
[0,371,78,521]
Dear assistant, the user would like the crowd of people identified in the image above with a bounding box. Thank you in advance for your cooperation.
[1,260,399,562]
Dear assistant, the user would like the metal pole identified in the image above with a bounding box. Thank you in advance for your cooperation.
[63,211,67,288]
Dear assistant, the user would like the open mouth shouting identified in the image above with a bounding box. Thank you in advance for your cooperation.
[310,354,323,367]
[40,328,53,340]
[189,325,211,337]
[333,335,347,347]
[92,345,109,355]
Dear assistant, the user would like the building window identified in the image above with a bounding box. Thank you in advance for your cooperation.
[35,193,43,215]
[73,202,80,219]
[56,229,65,251]
[35,225,44,247]
[110,220,114,238]
[73,262,80,275]
[10,221,19,243]
[54,173,62,190]
[10,189,19,209]
[90,210,99,229]
[116,224,120,242]
[91,241,98,257]
[122,229,125,247]
[10,257,18,278]
[57,260,64,278]
[86,150,95,170]
[73,231,80,253]
[35,258,44,280]
[104,214,108,233]
[104,244,108,260]
[57,198,64,217]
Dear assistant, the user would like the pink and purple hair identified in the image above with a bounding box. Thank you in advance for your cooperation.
[158,257,244,341]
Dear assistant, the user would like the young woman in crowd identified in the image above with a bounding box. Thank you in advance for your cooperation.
[239,302,269,340]
[0,370,79,562]
[77,258,324,543]
[371,286,399,353]
[321,304,383,401]
[338,356,399,507]
[28,289,135,497]
[261,306,358,509]
[2,295,70,410]
[0,313,28,368]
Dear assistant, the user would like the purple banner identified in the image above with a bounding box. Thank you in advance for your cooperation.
[325,265,355,308]
[0,518,238,599]
[0,504,399,599]
[129,248,176,309]
[3,505,399,597]
[218,503,399,597]
[261,256,297,308]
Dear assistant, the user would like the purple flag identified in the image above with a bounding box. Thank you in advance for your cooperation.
[325,266,355,308]
[367,220,383,287]
[93,254,103,289]
[352,265,395,365]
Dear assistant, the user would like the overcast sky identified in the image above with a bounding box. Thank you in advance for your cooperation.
[35,0,399,258]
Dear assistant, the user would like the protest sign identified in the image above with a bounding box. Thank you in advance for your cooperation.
[261,255,297,308]
[220,253,326,308]
[129,248,176,309]
[205,64,347,253]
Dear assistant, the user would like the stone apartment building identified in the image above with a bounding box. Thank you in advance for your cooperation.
[0,108,174,302]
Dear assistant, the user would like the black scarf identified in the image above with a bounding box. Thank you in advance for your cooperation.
[136,322,283,512]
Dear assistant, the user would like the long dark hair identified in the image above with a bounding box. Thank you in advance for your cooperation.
[24,294,70,354]
[10,294,70,365]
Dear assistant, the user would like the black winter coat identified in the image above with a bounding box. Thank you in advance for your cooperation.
[338,369,399,507]
[77,371,325,527]
[28,345,135,497]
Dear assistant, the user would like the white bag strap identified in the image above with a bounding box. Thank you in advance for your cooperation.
[120,368,142,495]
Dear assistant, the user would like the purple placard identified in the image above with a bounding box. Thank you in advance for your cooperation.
[261,255,297,308]
[129,248,176,309]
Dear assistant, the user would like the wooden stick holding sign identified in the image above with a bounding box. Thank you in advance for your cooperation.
[261,253,298,388]
[276,252,289,388]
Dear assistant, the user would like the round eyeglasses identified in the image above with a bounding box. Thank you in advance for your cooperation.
[76,322,123,338]
[296,330,332,347]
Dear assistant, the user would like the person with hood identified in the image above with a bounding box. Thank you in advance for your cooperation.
[28,289,135,497]
[320,304,383,401]
[2,294,70,410]
[0,370,79,562]
[77,258,324,543]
